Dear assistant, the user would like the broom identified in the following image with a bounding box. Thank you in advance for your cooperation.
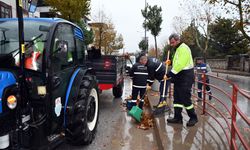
[163,50,173,116]
[154,50,172,115]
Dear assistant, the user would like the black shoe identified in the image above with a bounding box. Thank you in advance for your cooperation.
[167,118,183,124]
[186,119,198,127]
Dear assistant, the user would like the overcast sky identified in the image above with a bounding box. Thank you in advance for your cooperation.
[90,0,183,53]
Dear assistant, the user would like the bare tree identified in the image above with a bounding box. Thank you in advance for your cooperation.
[180,0,218,59]
[172,16,189,35]
[204,0,250,42]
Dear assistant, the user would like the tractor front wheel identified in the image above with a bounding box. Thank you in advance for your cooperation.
[67,76,99,145]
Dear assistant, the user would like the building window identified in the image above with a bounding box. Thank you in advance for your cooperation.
[0,2,12,18]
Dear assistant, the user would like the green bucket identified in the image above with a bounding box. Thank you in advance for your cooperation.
[129,106,143,122]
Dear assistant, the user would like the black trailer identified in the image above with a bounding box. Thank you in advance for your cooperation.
[86,50,126,98]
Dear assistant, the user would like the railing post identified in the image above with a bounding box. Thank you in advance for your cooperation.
[202,72,206,115]
[230,84,238,150]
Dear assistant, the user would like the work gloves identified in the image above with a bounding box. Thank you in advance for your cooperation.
[165,60,171,66]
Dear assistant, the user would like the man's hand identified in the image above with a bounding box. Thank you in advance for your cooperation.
[146,85,151,91]
[163,75,171,80]
[165,60,171,66]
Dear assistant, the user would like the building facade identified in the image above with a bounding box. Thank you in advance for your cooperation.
[0,0,40,18]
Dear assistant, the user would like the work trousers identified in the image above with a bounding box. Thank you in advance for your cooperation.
[197,79,212,100]
[173,69,197,120]
[132,86,146,100]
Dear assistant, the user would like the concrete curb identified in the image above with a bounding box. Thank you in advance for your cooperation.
[212,69,250,76]
[147,91,164,150]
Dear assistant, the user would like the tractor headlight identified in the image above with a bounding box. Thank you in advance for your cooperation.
[7,95,17,109]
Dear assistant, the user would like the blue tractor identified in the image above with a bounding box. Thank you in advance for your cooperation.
[0,18,99,149]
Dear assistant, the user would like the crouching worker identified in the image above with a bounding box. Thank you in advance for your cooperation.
[139,56,171,115]
[127,62,148,110]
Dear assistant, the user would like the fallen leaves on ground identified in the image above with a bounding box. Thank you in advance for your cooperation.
[143,95,149,107]
[137,113,154,130]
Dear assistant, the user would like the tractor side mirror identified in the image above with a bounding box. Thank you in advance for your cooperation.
[39,25,50,32]
[55,40,68,53]
[51,40,69,67]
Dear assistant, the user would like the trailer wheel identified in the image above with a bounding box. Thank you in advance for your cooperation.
[112,81,124,98]
[67,76,99,145]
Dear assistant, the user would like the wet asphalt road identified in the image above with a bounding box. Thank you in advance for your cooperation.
[56,72,250,150]
[206,72,250,146]
[209,72,250,116]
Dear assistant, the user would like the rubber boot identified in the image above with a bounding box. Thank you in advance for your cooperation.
[186,108,198,127]
[167,107,183,124]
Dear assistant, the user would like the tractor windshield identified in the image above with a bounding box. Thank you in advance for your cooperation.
[0,19,51,71]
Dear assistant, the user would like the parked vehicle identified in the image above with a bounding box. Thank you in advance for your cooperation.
[125,55,136,74]
[0,18,99,149]
[86,49,126,98]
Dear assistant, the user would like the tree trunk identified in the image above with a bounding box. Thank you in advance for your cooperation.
[154,36,158,58]
[99,27,102,50]
[238,0,250,42]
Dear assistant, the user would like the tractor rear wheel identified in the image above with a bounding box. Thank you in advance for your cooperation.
[112,81,124,98]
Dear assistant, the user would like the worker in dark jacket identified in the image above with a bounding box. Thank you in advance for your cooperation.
[139,56,170,113]
[165,33,198,127]
[126,62,148,110]
[195,58,212,102]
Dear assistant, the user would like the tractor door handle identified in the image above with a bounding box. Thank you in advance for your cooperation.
[53,76,61,89]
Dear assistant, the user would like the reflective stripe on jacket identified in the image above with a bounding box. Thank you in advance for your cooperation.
[130,62,148,87]
[196,63,209,80]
